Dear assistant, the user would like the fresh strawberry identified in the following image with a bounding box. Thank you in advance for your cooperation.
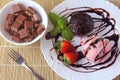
[56,40,75,54]
[63,51,79,65]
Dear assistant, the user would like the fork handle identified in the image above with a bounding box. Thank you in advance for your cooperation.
[23,64,44,80]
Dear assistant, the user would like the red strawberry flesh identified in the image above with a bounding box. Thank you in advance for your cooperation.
[57,40,75,54]
[64,51,79,65]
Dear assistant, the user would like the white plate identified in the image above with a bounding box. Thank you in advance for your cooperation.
[40,0,120,80]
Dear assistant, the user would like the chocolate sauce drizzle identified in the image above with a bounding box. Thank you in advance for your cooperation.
[46,7,120,73]
[59,7,117,37]
[69,34,119,73]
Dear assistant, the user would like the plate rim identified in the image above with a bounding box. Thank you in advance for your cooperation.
[40,0,120,80]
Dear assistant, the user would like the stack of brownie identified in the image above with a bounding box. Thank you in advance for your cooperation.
[5,3,45,43]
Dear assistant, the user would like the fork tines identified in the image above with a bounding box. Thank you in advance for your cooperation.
[8,48,20,61]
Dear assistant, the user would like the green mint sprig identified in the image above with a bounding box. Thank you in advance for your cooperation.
[49,12,73,41]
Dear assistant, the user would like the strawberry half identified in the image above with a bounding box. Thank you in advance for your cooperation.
[63,51,79,66]
[56,40,75,54]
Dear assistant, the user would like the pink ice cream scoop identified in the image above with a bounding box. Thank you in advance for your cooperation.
[82,36,113,62]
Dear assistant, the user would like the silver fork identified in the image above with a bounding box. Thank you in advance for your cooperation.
[8,48,44,80]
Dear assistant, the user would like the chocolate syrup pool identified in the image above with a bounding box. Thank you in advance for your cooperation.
[46,7,120,73]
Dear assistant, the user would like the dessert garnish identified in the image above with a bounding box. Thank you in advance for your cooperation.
[48,12,73,41]
[56,40,80,66]
[56,40,75,53]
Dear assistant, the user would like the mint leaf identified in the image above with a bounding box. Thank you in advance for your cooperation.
[49,12,74,40]
[61,27,73,41]
[50,26,61,37]
[58,17,67,29]
[49,12,60,26]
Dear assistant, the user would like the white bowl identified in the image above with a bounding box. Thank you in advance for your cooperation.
[0,0,48,45]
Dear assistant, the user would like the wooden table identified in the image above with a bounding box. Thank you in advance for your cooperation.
[0,0,119,80]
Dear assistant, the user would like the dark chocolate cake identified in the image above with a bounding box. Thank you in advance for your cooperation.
[68,11,94,36]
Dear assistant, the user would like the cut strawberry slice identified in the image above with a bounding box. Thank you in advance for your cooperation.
[56,40,75,54]
[63,51,79,66]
